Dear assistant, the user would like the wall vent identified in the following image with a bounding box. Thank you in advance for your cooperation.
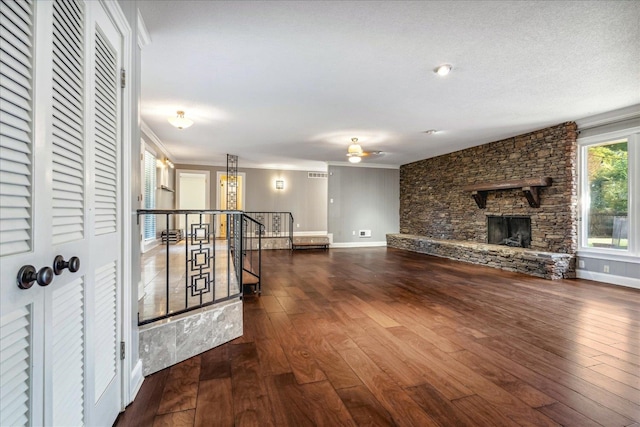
[308,172,328,179]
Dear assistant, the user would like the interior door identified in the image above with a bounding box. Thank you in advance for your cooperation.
[0,1,123,425]
[177,170,210,233]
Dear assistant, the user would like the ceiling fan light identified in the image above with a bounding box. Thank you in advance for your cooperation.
[168,110,194,129]
[348,155,361,164]
[347,137,363,156]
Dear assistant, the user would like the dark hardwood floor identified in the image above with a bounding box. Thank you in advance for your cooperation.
[116,247,640,426]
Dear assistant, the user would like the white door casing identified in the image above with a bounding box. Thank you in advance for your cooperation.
[0,1,124,425]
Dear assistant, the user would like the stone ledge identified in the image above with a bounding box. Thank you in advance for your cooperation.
[387,234,575,280]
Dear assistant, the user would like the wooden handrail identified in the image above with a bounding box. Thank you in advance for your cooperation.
[463,177,552,208]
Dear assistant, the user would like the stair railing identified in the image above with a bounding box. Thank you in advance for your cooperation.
[244,211,294,249]
[136,209,262,325]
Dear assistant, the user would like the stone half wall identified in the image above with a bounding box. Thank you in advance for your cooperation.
[139,299,243,376]
[400,122,578,255]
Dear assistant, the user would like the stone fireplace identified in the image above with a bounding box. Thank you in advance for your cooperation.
[388,122,578,279]
[487,216,531,248]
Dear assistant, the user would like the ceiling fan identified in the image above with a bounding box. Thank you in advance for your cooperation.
[346,137,383,163]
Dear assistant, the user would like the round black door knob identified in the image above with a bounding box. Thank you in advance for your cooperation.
[17,265,54,289]
[53,255,81,275]
[17,265,36,289]
[36,266,54,286]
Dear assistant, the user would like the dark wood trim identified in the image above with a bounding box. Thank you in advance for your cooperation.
[464,177,552,208]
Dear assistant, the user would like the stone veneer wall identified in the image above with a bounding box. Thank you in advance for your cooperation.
[400,122,578,256]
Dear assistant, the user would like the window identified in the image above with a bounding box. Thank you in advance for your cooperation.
[143,149,157,240]
[579,130,638,257]
[585,139,628,249]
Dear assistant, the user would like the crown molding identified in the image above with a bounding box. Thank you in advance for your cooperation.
[576,104,640,130]
[141,121,173,160]
[326,161,400,169]
[137,9,151,48]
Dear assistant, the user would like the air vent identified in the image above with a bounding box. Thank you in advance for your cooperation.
[308,172,328,179]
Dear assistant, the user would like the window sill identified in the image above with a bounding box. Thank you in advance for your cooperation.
[577,249,640,264]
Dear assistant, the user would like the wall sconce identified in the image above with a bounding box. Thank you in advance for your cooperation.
[165,159,174,168]
[275,180,284,190]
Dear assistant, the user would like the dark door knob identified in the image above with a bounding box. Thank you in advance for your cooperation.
[17,265,54,289]
[53,255,80,275]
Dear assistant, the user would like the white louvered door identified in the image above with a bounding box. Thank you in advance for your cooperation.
[85,4,122,424]
[1,1,46,426]
[0,1,123,425]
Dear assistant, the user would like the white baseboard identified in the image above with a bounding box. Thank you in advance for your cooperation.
[577,270,640,290]
[142,238,160,253]
[137,280,145,301]
[330,241,387,248]
[130,359,144,403]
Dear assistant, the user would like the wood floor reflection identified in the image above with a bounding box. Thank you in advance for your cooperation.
[120,247,640,426]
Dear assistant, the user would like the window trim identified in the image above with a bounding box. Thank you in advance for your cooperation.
[577,126,640,261]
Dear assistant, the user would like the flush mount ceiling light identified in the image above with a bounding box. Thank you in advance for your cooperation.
[434,64,452,76]
[168,110,193,129]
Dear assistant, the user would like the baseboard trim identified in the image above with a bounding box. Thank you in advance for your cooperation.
[130,359,144,403]
[576,270,640,290]
[330,241,387,248]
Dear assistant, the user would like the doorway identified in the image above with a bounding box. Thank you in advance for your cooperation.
[216,172,246,237]
[176,170,211,234]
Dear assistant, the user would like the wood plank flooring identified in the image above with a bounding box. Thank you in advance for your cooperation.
[116,247,640,426]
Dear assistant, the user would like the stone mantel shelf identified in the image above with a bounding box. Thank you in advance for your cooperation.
[463,177,552,208]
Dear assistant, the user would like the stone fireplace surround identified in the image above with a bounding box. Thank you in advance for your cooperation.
[388,122,578,279]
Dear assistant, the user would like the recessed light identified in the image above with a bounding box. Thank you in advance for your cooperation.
[423,129,438,134]
[434,64,452,76]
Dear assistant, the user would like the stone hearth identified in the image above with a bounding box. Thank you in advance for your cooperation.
[387,234,574,280]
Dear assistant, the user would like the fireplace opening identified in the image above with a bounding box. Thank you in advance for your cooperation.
[487,216,531,248]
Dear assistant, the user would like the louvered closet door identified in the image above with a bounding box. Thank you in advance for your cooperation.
[0,1,45,426]
[0,1,123,426]
[84,4,122,425]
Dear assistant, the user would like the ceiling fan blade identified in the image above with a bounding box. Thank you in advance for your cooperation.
[361,150,383,157]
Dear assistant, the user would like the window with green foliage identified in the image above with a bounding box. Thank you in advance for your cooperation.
[585,139,628,249]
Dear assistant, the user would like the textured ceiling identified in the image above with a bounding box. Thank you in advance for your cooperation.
[138,0,640,170]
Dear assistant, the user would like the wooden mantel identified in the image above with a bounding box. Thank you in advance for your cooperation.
[463,177,552,208]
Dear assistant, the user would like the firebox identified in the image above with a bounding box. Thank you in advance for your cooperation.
[487,216,531,248]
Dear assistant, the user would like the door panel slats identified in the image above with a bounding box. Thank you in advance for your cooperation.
[93,29,117,236]
[51,0,85,245]
[0,306,31,427]
[51,276,84,426]
[0,0,32,256]
[94,261,117,400]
